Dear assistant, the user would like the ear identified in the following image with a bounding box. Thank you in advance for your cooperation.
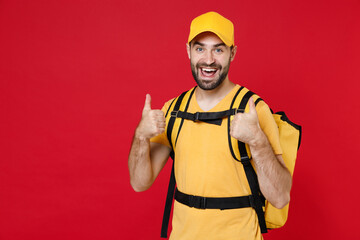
[186,43,191,59]
[230,45,237,62]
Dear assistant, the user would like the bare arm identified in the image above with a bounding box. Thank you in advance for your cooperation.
[230,97,292,209]
[128,94,171,192]
[248,134,291,209]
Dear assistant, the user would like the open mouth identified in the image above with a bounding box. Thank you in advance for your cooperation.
[200,67,218,77]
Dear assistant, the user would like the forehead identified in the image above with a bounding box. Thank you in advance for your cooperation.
[191,32,225,46]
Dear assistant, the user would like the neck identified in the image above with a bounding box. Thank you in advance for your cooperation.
[195,77,236,111]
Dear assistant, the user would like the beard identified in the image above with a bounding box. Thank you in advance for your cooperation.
[190,59,231,90]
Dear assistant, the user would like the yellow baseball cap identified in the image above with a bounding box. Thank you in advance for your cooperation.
[188,11,234,47]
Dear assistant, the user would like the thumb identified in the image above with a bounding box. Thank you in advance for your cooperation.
[143,94,152,112]
[248,97,257,115]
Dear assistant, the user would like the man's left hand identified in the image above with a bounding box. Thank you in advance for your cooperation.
[230,97,262,146]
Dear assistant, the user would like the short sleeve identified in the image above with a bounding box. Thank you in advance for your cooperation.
[256,101,283,155]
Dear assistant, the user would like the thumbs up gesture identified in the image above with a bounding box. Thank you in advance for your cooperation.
[136,94,166,140]
[230,97,261,146]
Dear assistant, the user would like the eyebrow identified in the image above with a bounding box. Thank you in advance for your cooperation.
[193,41,205,46]
[193,41,226,48]
[214,43,226,47]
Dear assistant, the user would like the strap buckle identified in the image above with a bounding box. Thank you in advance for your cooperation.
[240,156,251,165]
[171,111,178,118]
[194,112,200,122]
[236,108,245,114]
[188,195,207,209]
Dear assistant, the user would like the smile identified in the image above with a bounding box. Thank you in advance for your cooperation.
[200,67,218,77]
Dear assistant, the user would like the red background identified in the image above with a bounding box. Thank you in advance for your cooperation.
[1,0,359,239]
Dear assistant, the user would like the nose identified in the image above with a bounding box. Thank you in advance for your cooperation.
[204,51,215,65]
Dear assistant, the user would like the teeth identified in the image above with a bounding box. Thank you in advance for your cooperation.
[202,68,216,72]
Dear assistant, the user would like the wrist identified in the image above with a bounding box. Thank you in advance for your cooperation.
[248,127,267,148]
[135,127,150,141]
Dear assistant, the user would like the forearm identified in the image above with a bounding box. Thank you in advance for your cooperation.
[128,130,154,192]
[128,94,169,192]
[249,130,292,209]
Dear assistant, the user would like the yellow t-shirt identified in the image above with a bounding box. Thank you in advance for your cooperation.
[151,85,282,240]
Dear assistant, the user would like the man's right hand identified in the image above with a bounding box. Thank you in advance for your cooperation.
[136,94,166,140]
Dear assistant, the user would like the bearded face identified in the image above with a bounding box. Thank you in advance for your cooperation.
[187,32,234,91]
[190,57,231,90]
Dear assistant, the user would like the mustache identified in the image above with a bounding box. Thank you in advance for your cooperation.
[196,62,222,69]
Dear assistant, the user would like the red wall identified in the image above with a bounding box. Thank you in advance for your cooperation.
[1,0,359,239]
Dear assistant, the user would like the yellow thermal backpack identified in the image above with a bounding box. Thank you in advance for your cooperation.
[160,86,301,238]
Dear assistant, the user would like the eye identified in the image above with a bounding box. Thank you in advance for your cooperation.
[196,47,203,52]
[214,48,223,53]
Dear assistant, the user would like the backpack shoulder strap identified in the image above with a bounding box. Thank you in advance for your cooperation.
[227,87,263,161]
[165,87,197,154]
[161,87,196,238]
[227,87,268,233]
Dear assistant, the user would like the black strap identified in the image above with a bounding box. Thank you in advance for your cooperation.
[235,91,268,233]
[161,91,187,238]
[166,91,187,152]
[227,86,244,161]
[161,88,196,238]
[174,88,196,145]
[254,97,263,106]
[240,160,267,233]
[160,163,176,238]
[165,98,176,118]
[171,108,240,122]
[237,90,255,161]
[175,188,255,210]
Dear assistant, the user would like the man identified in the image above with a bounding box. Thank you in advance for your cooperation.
[128,11,292,240]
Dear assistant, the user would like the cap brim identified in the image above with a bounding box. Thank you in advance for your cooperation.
[188,29,233,47]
